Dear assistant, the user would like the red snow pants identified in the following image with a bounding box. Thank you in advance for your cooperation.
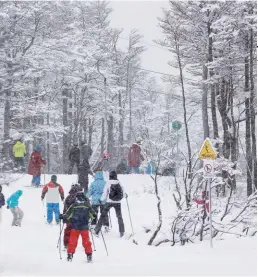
[67,229,92,255]
[63,223,72,247]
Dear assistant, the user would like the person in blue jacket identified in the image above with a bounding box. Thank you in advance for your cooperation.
[146,160,157,175]
[86,169,109,232]
[7,190,24,227]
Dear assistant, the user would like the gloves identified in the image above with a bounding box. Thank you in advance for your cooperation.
[59,214,63,220]
[98,199,102,205]
[6,205,9,209]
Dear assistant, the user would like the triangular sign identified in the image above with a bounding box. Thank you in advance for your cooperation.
[199,138,217,159]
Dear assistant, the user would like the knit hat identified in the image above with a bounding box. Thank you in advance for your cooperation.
[109,171,117,180]
[36,145,41,152]
[51,175,57,182]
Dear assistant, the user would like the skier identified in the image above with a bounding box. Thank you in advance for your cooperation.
[68,143,80,174]
[80,141,93,161]
[127,138,144,174]
[87,168,109,232]
[59,191,95,263]
[145,160,157,175]
[41,175,64,224]
[98,152,110,181]
[94,170,126,237]
[28,145,46,187]
[116,159,127,175]
[78,159,93,193]
[13,139,26,173]
[63,184,81,249]
[0,185,5,224]
[6,190,24,227]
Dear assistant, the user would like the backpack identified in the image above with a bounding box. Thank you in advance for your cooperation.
[109,183,123,201]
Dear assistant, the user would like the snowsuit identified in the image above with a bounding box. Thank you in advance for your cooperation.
[87,171,109,227]
[95,173,125,236]
[116,159,127,175]
[7,190,24,226]
[146,160,157,175]
[80,143,93,161]
[63,193,94,256]
[78,159,93,193]
[68,146,80,174]
[63,186,79,247]
[41,181,64,224]
[0,185,5,224]
[28,149,46,186]
[127,143,144,174]
[13,141,26,173]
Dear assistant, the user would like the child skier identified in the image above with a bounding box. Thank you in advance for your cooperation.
[0,185,5,224]
[94,170,126,237]
[87,168,109,232]
[6,190,24,227]
[60,191,95,263]
[41,175,64,224]
[63,184,80,249]
[28,145,46,187]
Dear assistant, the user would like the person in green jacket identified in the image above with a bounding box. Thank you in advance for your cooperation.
[13,139,26,173]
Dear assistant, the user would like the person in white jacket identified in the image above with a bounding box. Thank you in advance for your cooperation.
[94,171,126,237]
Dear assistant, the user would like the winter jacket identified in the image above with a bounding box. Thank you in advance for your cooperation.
[7,190,23,209]
[63,195,94,230]
[69,146,80,163]
[63,187,78,214]
[28,150,46,176]
[128,143,144,167]
[87,171,106,205]
[146,161,157,175]
[193,197,210,213]
[13,141,26,158]
[78,159,93,185]
[41,182,64,204]
[116,160,127,174]
[101,180,125,204]
[0,192,5,208]
[81,144,92,161]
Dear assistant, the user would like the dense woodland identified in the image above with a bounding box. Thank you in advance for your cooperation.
[0,1,256,201]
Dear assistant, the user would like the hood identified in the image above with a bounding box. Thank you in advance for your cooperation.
[16,190,23,196]
[15,141,23,146]
[35,145,41,152]
[94,171,104,181]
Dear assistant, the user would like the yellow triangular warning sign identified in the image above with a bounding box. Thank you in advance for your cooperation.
[199,138,217,159]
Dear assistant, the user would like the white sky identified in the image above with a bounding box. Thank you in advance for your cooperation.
[109,1,172,84]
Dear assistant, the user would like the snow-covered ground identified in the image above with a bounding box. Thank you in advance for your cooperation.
[0,174,256,276]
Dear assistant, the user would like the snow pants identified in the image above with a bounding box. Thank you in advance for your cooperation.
[46,203,60,224]
[10,207,24,226]
[64,223,72,247]
[32,175,41,186]
[14,158,25,173]
[95,203,124,234]
[67,229,92,255]
[91,205,109,227]
[127,166,140,174]
[68,161,80,174]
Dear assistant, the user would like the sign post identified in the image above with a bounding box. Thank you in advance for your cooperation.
[199,138,217,248]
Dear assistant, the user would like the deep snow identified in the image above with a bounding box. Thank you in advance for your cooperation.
[0,174,256,276]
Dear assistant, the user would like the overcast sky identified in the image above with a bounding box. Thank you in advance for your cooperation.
[109,1,172,85]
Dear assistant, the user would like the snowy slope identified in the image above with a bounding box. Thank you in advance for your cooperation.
[0,174,256,276]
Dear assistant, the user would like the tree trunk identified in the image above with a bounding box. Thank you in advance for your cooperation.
[249,28,257,190]
[88,118,94,148]
[101,118,105,155]
[62,88,69,174]
[202,65,210,139]
[175,41,192,176]
[118,90,124,160]
[107,114,114,169]
[47,113,50,173]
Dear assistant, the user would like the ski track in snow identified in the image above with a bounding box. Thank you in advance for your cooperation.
[0,174,256,276]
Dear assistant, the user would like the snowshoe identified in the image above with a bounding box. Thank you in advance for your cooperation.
[67,253,73,262]
[87,254,92,263]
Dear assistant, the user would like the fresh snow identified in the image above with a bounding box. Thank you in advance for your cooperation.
[0,174,256,276]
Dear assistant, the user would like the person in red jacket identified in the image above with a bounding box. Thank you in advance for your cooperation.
[28,145,46,187]
[127,138,144,174]
[193,191,210,213]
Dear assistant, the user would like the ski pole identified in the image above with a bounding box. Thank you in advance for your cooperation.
[108,211,112,229]
[100,229,108,256]
[58,222,64,260]
[42,200,45,218]
[90,229,96,251]
[57,222,65,248]
[126,197,134,234]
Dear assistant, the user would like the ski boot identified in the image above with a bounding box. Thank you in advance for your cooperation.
[67,253,73,262]
[87,253,92,263]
